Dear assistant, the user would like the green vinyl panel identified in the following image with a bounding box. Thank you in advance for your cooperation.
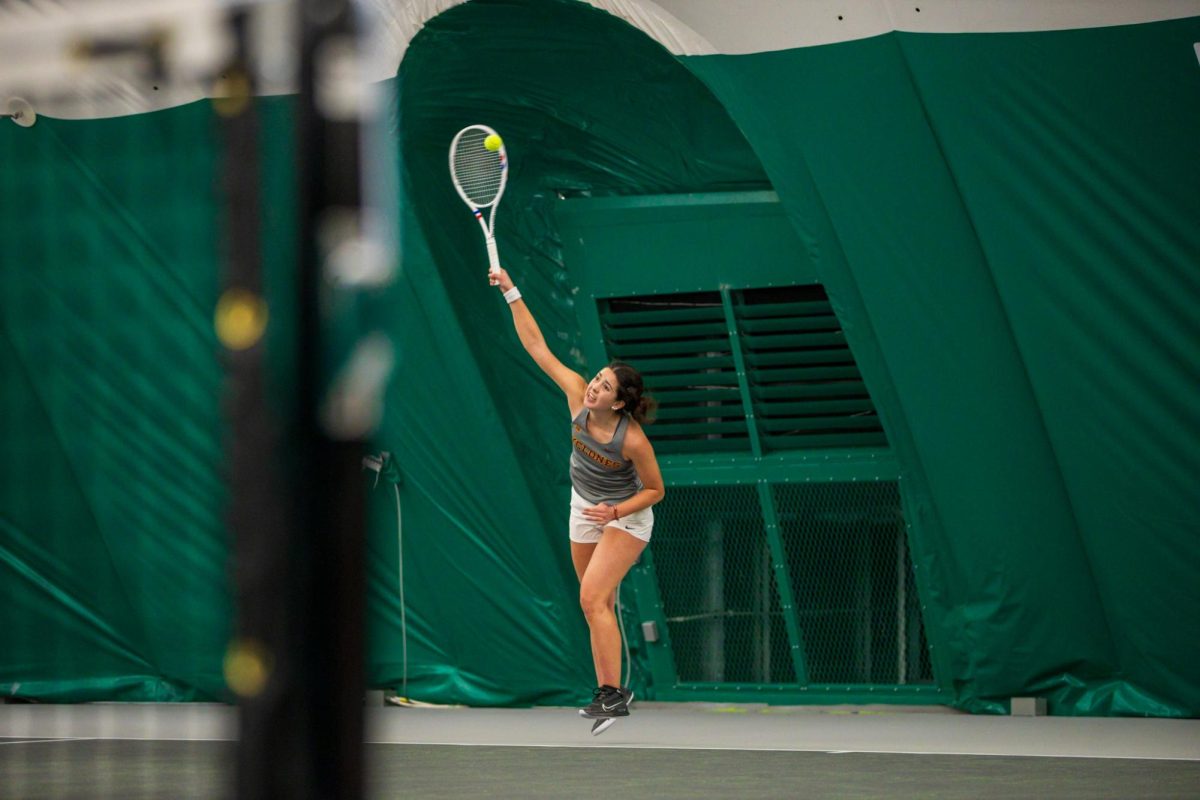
[395,0,936,707]
[682,16,1200,716]
[5,0,1196,719]
[0,95,303,702]
[0,105,232,701]
[892,23,1200,717]
[0,0,771,708]
[556,191,803,296]
[374,0,774,706]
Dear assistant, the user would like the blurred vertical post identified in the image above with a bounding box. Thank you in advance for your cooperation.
[222,0,377,796]
[216,6,312,799]
[293,0,371,796]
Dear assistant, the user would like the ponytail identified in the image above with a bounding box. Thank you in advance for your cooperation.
[608,361,656,425]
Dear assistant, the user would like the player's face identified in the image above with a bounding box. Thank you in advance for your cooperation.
[584,367,622,412]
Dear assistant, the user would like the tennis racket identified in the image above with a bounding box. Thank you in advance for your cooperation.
[449,124,508,285]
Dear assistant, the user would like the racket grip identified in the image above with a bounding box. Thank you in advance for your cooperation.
[485,235,501,285]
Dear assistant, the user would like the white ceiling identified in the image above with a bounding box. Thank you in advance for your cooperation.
[2,0,1198,118]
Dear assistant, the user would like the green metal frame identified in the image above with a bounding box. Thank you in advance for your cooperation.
[659,450,900,486]
[559,191,945,705]
[719,287,810,684]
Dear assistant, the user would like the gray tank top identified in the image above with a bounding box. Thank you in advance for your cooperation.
[570,408,642,504]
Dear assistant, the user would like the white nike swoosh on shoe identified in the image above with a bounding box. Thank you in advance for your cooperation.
[601,701,622,711]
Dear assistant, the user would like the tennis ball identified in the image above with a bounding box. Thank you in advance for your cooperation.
[484,133,502,151]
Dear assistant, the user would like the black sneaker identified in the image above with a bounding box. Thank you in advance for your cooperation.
[578,685,633,719]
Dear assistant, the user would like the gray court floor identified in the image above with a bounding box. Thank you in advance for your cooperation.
[2,702,1198,798]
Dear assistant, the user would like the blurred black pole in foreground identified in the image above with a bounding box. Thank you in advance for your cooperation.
[293,0,371,796]
[222,0,372,797]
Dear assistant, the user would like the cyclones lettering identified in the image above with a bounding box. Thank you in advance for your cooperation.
[572,432,624,470]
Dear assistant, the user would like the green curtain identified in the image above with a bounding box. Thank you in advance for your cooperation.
[2,0,1197,717]
[367,0,768,705]
[682,17,1200,715]
[0,106,229,700]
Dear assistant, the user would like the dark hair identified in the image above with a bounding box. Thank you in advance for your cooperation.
[608,361,657,425]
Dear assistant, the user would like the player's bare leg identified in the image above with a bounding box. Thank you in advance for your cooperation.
[577,529,645,734]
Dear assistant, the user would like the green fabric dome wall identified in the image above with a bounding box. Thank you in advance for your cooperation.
[370,0,769,706]
[385,0,1200,715]
[1,0,1197,717]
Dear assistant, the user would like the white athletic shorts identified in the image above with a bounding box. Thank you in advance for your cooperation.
[569,488,653,544]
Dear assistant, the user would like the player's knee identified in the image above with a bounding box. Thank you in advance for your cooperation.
[579,587,611,622]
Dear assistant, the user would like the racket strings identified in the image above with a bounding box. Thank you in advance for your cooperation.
[452,130,505,206]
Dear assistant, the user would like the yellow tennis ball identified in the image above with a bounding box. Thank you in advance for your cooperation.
[484,134,502,151]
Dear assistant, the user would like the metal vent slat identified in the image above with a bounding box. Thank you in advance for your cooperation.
[757,399,876,417]
[643,438,749,454]
[654,404,748,422]
[742,331,848,351]
[603,320,728,342]
[600,306,725,326]
[629,354,735,373]
[647,420,750,436]
[744,350,855,369]
[737,299,831,319]
[753,381,868,400]
[739,315,840,334]
[750,365,864,384]
[654,387,743,403]
[642,372,741,390]
[759,416,883,433]
[764,432,889,449]
[614,337,731,357]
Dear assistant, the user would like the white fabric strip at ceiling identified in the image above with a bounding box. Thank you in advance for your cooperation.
[1,0,1197,118]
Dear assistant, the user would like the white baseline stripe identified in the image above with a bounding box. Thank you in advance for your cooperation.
[2,733,1194,761]
[365,706,1200,762]
[364,738,1200,762]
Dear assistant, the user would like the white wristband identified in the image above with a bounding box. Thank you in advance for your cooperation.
[503,286,522,304]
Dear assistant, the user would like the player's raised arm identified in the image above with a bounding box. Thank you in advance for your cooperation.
[493,267,587,403]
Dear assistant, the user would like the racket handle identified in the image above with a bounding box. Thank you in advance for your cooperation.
[485,234,501,285]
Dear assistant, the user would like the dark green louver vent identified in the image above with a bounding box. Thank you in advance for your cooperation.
[599,285,886,454]
[736,285,887,451]
[599,292,750,453]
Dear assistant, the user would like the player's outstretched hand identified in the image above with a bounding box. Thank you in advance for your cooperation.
[492,267,514,293]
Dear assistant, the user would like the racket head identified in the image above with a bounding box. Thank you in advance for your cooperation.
[449,124,508,211]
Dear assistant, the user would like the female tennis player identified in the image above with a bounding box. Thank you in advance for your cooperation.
[492,267,664,732]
